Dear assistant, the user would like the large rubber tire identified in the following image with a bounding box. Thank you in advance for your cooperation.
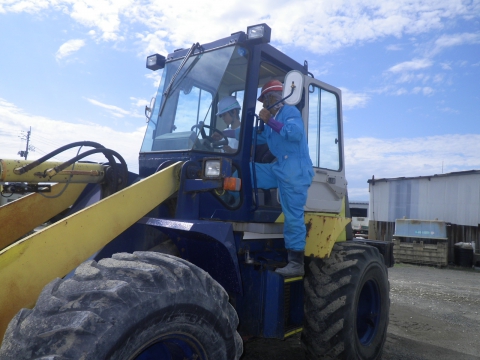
[0,252,243,360]
[302,242,390,360]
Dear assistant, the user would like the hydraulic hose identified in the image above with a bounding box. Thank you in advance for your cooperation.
[14,141,110,175]
[47,148,128,192]
[12,141,128,194]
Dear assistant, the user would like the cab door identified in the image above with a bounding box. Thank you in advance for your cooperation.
[302,77,347,213]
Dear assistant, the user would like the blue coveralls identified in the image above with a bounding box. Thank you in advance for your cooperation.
[255,105,314,251]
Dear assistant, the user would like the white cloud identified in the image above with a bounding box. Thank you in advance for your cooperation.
[1,0,478,56]
[440,62,452,70]
[422,87,434,95]
[0,0,54,14]
[340,88,370,109]
[388,59,433,73]
[386,44,403,51]
[381,32,479,97]
[268,1,475,55]
[0,98,143,173]
[55,39,86,61]
[145,71,162,88]
[86,98,143,119]
[385,59,438,94]
[440,107,459,114]
[411,86,433,95]
[68,0,134,42]
[345,134,480,199]
[395,73,415,83]
[130,97,149,108]
[136,30,170,57]
[429,32,480,56]
[433,74,444,83]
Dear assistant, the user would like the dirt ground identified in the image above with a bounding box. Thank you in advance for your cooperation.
[241,263,480,359]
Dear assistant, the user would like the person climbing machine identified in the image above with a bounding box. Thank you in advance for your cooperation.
[255,79,314,277]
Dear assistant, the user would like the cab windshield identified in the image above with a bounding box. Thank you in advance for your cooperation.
[141,45,249,153]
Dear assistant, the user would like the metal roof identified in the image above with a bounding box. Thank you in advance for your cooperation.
[367,170,480,184]
[350,201,369,205]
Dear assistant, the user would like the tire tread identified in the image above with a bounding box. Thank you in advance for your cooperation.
[0,251,242,360]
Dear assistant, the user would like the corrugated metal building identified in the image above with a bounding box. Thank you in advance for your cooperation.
[367,170,480,264]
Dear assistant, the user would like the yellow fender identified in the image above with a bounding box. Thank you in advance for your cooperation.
[304,212,351,258]
[276,198,351,259]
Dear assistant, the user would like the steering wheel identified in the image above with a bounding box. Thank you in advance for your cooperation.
[191,123,229,149]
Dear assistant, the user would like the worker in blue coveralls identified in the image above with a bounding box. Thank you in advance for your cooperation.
[256,79,314,277]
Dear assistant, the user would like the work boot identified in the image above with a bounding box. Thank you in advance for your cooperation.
[276,250,304,277]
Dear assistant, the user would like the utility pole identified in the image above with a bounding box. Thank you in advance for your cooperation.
[18,126,34,160]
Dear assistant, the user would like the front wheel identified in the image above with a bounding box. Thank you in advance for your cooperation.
[302,242,390,360]
[0,252,243,360]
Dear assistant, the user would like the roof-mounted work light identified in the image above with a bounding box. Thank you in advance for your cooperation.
[146,53,166,71]
[246,23,271,44]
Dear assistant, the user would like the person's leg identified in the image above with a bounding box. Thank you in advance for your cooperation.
[273,160,310,276]
[250,162,277,189]
[275,181,309,276]
[278,183,309,251]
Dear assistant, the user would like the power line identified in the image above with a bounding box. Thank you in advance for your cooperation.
[32,137,60,149]
[32,146,70,162]
[32,134,66,149]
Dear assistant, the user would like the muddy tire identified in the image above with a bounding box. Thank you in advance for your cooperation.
[0,252,243,360]
[302,242,389,360]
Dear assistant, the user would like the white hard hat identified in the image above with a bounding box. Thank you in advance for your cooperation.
[216,96,241,116]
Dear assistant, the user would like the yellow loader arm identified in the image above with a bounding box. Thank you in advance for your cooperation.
[0,183,87,249]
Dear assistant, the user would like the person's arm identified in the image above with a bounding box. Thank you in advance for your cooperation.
[222,129,236,138]
[277,116,304,141]
[267,106,304,142]
[265,117,283,133]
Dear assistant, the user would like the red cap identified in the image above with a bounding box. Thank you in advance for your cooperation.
[258,80,283,102]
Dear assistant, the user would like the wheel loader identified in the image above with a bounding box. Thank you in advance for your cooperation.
[0,24,393,359]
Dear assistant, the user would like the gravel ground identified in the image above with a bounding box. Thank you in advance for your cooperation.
[241,263,480,359]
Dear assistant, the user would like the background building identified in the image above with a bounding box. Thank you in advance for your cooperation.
[368,170,480,264]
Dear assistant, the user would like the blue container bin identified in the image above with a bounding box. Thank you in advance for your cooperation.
[394,219,447,240]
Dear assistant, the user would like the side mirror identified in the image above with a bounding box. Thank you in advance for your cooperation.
[282,70,304,106]
[145,97,156,123]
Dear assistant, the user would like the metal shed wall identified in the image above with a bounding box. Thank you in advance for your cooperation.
[369,172,480,226]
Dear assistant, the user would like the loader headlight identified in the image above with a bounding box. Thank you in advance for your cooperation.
[146,53,166,71]
[246,23,271,44]
[204,159,221,178]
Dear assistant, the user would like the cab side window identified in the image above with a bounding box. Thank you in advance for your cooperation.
[307,85,341,171]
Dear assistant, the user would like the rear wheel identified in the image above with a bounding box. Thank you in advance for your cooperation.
[302,242,389,360]
[0,252,242,360]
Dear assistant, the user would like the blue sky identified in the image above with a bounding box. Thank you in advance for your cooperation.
[0,0,479,200]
